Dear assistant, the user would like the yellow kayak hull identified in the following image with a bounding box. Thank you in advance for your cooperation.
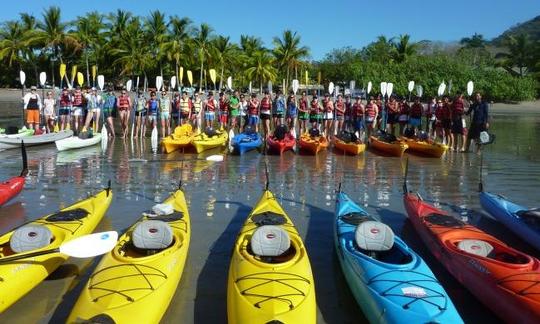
[0,188,112,312]
[67,189,190,324]
[369,136,408,157]
[299,134,328,155]
[192,131,228,154]
[400,137,449,158]
[161,124,194,154]
[334,138,366,155]
[227,190,316,324]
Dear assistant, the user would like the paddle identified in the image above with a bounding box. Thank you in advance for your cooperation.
[178,67,184,126]
[478,151,484,192]
[151,76,161,153]
[0,231,118,264]
[380,82,388,131]
[97,75,107,151]
[227,76,235,152]
[187,70,193,88]
[19,70,26,126]
[327,82,335,136]
[77,72,84,87]
[126,79,133,138]
[448,80,453,95]
[408,81,415,102]
[248,81,252,95]
[437,82,446,97]
[467,81,474,96]
[367,81,372,97]
[170,76,177,128]
[209,69,216,91]
[91,65,97,87]
[39,72,47,131]
[402,157,409,194]
[20,141,28,177]
[292,79,300,139]
[385,83,394,131]
[70,66,77,89]
[416,85,423,98]
[129,154,224,163]
[54,64,67,132]
[362,81,373,141]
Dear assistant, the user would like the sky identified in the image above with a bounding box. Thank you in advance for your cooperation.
[1,0,539,60]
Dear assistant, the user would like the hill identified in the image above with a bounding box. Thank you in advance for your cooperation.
[492,15,540,45]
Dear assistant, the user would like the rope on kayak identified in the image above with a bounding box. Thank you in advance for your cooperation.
[36,218,84,235]
[497,273,540,297]
[368,270,449,311]
[235,271,311,310]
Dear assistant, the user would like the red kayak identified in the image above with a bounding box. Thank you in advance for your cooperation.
[403,162,540,322]
[267,133,295,154]
[0,143,27,207]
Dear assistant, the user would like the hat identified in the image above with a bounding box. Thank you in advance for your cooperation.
[91,87,97,91]
[30,86,37,90]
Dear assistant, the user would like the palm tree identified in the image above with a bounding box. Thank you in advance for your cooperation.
[161,16,192,86]
[460,33,488,65]
[362,35,395,63]
[144,10,168,80]
[240,35,264,56]
[392,34,418,63]
[245,50,276,93]
[192,23,214,90]
[74,12,104,85]
[212,36,238,89]
[0,21,27,70]
[496,34,534,77]
[272,30,309,91]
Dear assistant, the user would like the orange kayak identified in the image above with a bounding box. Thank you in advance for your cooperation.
[299,134,328,155]
[403,192,540,322]
[161,124,195,154]
[400,137,448,158]
[369,136,408,157]
[333,138,366,155]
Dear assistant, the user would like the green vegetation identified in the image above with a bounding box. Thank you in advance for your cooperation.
[0,7,537,101]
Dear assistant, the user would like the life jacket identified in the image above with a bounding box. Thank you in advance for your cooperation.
[353,102,364,117]
[192,98,202,113]
[219,98,228,112]
[323,98,333,113]
[73,92,83,106]
[248,99,259,115]
[300,98,308,111]
[159,97,170,112]
[410,103,423,118]
[335,100,345,116]
[274,97,285,113]
[386,101,398,114]
[453,99,464,116]
[180,98,190,113]
[310,100,319,114]
[365,103,376,118]
[27,95,39,110]
[60,93,71,107]
[400,102,410,115]
[443,103,452,119]
[136,97,146,111]
[103,94,116,109]
[148,99,158,113]
[118,95,130,109]
[206,98,216,112]
[260,97,271,112]
[345,101,352,117]
[435,105,445,120]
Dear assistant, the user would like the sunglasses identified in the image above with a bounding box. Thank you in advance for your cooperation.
[122,92,126,94]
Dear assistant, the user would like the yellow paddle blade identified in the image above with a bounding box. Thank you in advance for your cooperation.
[60,64,66,78]
[179,67,184,84]
[187,70,193,86]
[66,122,71,130]
[318,71,321,85]
[77,72,84,87]
[71,65,77,83]
[92,65,97,81]
[305,70,309,86]
[53,123,59,133]
[209,69,216,84]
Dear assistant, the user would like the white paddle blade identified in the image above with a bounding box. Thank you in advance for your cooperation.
[350,80,356,91]
[292,127,297,139]
[438,82,446,96]
[126,80,132,92]
[136,76,140,90]
[156,76,163,91]
[380,82,387,96]
[206,155,224,162]
[448,80,453,94]
[19,71,26,85]
[97,75,105,91]
[151,126,158,151]
[59,231,118,258]
[248,81,252,94]
[171,76,177,90]
[328,82,335,95]
[268,81,272,93]
[367,81,372,94]
[387,83,394,97]
[416,85,423,98]
[408,81,415,92]
[227,76,232,90]
[101,124,108,151]
[39,72,47,86]
[467,81,474,96]
[228,129,235,151]
[292,79,299,94]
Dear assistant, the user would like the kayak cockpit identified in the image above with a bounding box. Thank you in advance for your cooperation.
[516,208,540,229]
[449,238,532,265]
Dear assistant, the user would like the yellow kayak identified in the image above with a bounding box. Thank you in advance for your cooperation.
[399,137,449,158]
[161,124,195,154]
[192,129,228,153]
[227,189,316,324]
[0,187,112,312]
[68,186,190,323]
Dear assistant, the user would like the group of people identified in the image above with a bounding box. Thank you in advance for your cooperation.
[21,85,490,152]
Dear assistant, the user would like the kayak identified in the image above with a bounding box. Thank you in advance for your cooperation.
[267,133,295,154]
[0,144,27,207]
[370,135,408,157]
[400,137,448,158]
[227,189,316,323]
[0,130,73,150]
[299,133,328,154]
[68,186,190,323]
[480,191,540,251]
[161,124,195,154]
[403,190,540,322]
[335,190,462,323]
[192,130,228,153]
[0,128,34,139]
[231,132,262,155]
[0,186,112,312]
[333,138,366,155]
[55,133,102,151]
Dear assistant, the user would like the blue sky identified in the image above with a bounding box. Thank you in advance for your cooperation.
[2,0,539,59]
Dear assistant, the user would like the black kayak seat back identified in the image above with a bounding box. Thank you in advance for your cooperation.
[6,126,19,135]
[204,127,219,137]
[142,211,184,222]
[10,224,53,253]
[251,212,287,226]
[338,131,358,143]
[87,314,115,324]
[274,124,288,140]
[517,208,540,228]
[243,125,256,135]
[457,239,494,257]
[250,225,290,257]
[308,127,320,137]
[376,131,397,143]
[355,221,394,252]
[78,130,93,139]
[132,220,173,250]
[341,212,370,225]
[425,213,465,228]
[46,208,89,222]
[403,127,415,138]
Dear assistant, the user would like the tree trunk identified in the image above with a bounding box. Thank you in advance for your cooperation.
[85,48,90,86]
[219,65,224,90]
[199,50,204,92]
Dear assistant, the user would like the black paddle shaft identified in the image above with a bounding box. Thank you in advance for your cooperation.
[0,247,60,264]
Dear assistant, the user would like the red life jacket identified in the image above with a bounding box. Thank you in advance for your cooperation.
[353,102,364,117]
[335,100,344,116]
[365,103,376,118]
[219,98,228,112]
[387,101,398,114]
[206,98,216,112]
[300,98,308,111]
[435,105,446,120]
[443,103,452,119]
[323,98,333,113]
[73,92,82,106]
[453,99,464,116]
[310,100,319,114]
[260,97,271,112]
[118,95,130,109]
[410,103,423,118]
[60,93,71,107]
[400,102,410,115]
[248,99,259,115]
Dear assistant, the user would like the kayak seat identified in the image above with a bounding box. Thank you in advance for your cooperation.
[274,125,288,140]
[341,212,370,225]
[132,220,173,254]
[10,225,53,253]
[355,221,394,259]
[425,213,465,228]
[250,225,294,263]
[251,212,287,226]
[145,211,184,222]
[204,127,219,137]
[87,314,115,324]
[517,209,540,228]
[46,208,89,222]
[457,239,493,257]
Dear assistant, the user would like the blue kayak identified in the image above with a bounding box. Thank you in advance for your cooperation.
[231,132,262,155]
[480,191,540,251]
[335,190,463,323]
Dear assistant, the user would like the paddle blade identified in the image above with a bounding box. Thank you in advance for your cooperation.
[292,79,299,94]
[126,79,132,92]
[380,82,387,96]
[187,70,193,86]
[156,76,163,91]
[448,80,453,94]
[59,231,118,258]
[268,81,273,93]
[19,71,26,85]
[367,81,372,94]
[209,69,216,84]
[97,75,105,91]
[77,72,84,87]
[416,85,423,98]
[467,81,474,96]
[135,76,140,90]
[227,76,232,90]
[179,67,184,84]
[228,129,235,152]
[206,155,224,162]
[408,81,415,92]
[248,81,252,94]
[59,64,66,78]
[437,82,445,96]
[92,65,97,81]
[39,72,47,86]
[171,76,177,90]
[387,83,394,97]
[151,126,158,152]
[101,124,108,151]
[328,82,334,96]
[305,71,309,85]
[349,80,356,91]
[71,66,77,83]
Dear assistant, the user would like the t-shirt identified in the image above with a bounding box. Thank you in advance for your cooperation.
[44,98,55,115]
[229,96,240,111]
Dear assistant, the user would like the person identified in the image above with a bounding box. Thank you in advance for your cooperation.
[58,88,72,131]
[352,95,364,136]
[218,92,229,130]
[322,93,334,138]
[146,91,159,136]
[309,95,322,130]
[191,92,203,130]
[134,91,147,138]
[171,92,181,127]
[43,91,56,133]
[465,92,489,152]
[409,97,423,135]
[229,90,240,131]
[102,87,117,137]
[286,93,297,135]
[117,89,132,138]
[72,87,84,133]
[344,95,353,131]
[426,98,437,137]
[178,91,192,126]
[364,96,378,138]
[398,98,410,135]
[260,91,272,137]
[434,99,446,143]
[442,96,452,146]
[272,90,285,128]
[83,87,102,131]
[204,91,217,128]
[334,94,345,134]
[159,90,171,137]
[385,96,399,135]
[450,93,466,151]
[248,93,260,132]
[239,93,248,130]
[298,91,309,134]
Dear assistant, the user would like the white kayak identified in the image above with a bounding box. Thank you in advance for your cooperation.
[0,128,35,139]
[0,130,73,150]
[55,133,102,151]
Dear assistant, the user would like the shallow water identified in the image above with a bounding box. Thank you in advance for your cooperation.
[0,107,539,323]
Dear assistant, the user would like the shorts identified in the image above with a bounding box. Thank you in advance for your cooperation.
[171,112,179,120]
[309,114,322,124]
[160,112,170,120]
[148,114,158,122]
[387,114,397,125]
[220,114,228,124]
[230,109,239,117]
[103,107,114,118]
[273,112,284,118]
[324,112,333,120]
[72,107,83,116]
[468,123,486,140]
[299,112,309,120]
[287,111,297,119]
[451,118,464,134]
[26,109,39,124]
[442,119,452,130]
[59,107,70,116]
[89,108,100,114]
[249,115,259,125]
[261,113,271,121]
[399,114,408,123]
[354,119,364,130]
[136,110,147,117]
[335,115,344,121]
[205,112,215,121]
[409,117,421,127]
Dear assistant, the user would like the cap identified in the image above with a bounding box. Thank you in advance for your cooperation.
[30,86,37,90]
